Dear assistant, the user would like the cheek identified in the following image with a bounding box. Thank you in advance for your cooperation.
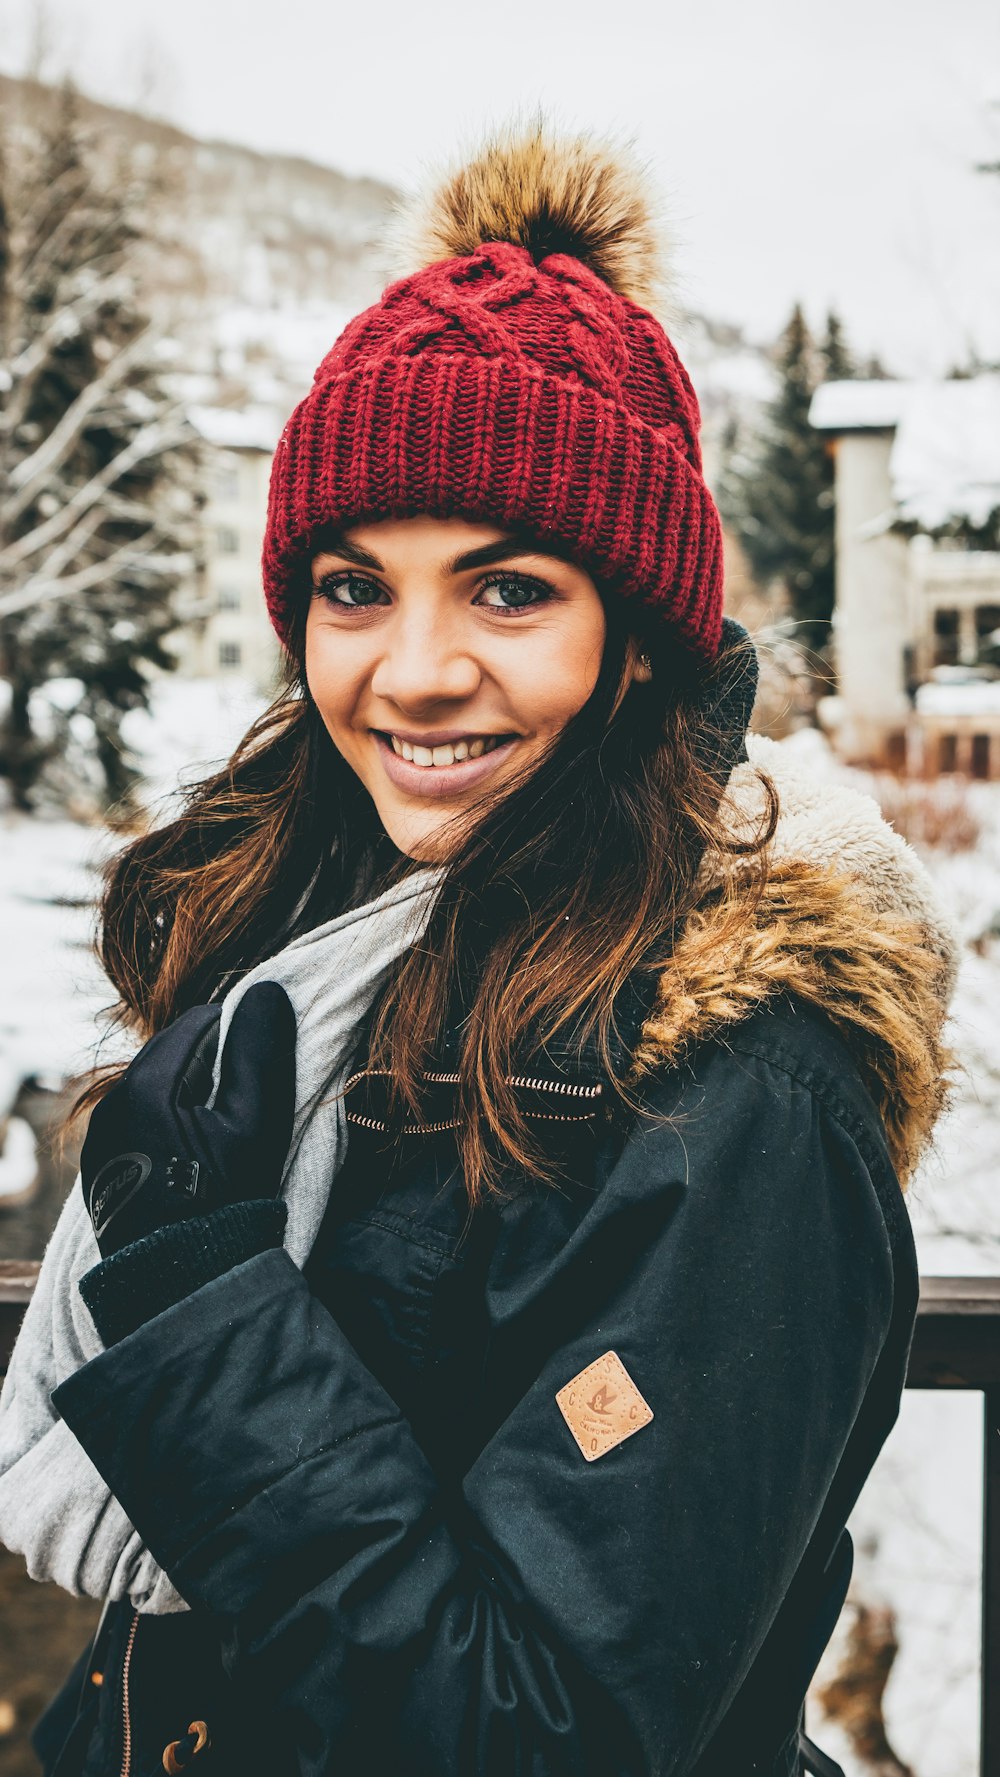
[305,628,364,737]
[502,613,605,730]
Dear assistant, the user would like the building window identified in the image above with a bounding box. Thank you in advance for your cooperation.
[938,733,957,772]
[215,527,239,555]
[932,608,960,667]
[976,604,1000,664]
[216,464,240,501]
[885,730,907,772]
[972,733,991,779]
[218,641,242,670]
[217,585,241,611]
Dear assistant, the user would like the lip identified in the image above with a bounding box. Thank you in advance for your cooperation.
[382,727,507,747]
[373,731,519,798]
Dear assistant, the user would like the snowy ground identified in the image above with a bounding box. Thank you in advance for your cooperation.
[0,692,997,1775]
[0,677,267,1111]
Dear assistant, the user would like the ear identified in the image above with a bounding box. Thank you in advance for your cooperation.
[623,635,653,686]
[607,639,653,721]
[609,636,652,721]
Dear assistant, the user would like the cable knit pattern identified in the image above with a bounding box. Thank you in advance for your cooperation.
[262,241,724,663]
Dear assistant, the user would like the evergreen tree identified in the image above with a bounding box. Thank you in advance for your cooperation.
[820,310,856,382]
[717,304,836,657]
[0,84,201,814]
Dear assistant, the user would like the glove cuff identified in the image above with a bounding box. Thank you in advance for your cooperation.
[80,1200,288,1346]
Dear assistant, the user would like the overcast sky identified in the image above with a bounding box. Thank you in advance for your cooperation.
[2,0,998,375]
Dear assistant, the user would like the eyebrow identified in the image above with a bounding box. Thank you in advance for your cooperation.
[310,531,580,580]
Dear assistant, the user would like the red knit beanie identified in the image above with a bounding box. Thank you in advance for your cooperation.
[262,128,724,664]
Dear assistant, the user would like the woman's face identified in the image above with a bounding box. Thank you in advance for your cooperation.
[305,516,611,861]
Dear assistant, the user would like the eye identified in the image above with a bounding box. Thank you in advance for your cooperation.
[313,571,388,609]
[475,572,554,614]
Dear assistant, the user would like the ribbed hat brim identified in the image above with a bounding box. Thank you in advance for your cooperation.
[263,354,724,663]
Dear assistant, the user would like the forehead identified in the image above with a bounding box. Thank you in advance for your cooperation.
[312,516,507,560]
[308,515,584,574]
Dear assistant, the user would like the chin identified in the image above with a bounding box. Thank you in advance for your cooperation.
[379,809,456,865]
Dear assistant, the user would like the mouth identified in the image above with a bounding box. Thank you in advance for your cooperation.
[373,730,520,797]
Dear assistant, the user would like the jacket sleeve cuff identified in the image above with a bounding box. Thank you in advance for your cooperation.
[79,1200,288,1346]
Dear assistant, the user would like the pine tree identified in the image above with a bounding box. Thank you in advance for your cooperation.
[717,304,836,657]
[0,84,201,814]
[820,310,856,382]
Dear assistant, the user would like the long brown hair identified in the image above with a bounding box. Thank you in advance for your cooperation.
[66,578,776,1201]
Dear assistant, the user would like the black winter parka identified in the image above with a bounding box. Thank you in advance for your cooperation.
[42,985,918,1777]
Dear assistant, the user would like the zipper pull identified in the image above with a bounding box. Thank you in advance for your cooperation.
[162,1720,212,1772]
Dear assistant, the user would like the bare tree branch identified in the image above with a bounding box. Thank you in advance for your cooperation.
[0,273,133,438]
[4,323,163,523]
[0,528,195,620]
[0,414,194,572]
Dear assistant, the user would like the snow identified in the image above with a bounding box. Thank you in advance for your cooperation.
[207,302,353,391]
[0,1118,38,1202]
[188,402,285,454]
[810,380,911,433]
[892,378,1000,534]
[120,673,268,817]
[813,1389,983,1777]
[0,677,267,1095]
[811,375,1000,535]
[0,812,115,1093]
[917,679,1000,717]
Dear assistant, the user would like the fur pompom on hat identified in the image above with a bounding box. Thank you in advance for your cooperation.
[262,123,724,663]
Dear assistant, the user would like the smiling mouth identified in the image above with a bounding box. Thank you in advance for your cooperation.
[381,733,516,767]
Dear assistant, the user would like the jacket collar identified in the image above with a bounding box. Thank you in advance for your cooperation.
[632,734,959,1184]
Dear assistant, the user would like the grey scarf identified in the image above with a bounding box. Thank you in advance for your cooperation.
[0,868,439,1614]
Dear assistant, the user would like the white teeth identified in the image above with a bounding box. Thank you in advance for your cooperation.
[387,734,510,766]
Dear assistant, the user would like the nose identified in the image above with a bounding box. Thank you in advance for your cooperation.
[370,609,481,711]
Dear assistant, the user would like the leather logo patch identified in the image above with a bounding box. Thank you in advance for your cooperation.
[88,1152,152,1237]
[556,1350,654,1462]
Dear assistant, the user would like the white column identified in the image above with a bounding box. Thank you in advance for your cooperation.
[830,432,912,763]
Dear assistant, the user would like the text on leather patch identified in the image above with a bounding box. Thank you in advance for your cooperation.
[556,1350,653,1462]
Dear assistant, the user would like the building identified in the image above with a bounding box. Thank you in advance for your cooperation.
[170,405,286,694]
[810,376,1000,774]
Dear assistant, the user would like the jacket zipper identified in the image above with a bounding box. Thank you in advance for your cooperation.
[424,1071,603,1098]
[346,1066,603,1099]
[348,1112,461,1136]
[119,1608,139,1777]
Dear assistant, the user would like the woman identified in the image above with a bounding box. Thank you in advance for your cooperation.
[0,127,956,1777]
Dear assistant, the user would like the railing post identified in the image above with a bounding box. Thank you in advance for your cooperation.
[985,1389,1000,1777]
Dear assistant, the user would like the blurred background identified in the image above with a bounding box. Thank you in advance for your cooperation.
[0,0,997,1771]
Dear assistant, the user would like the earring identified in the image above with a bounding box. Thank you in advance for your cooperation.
[634,652,653,684]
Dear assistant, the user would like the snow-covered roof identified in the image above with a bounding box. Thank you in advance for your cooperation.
[892,378,1000,531]
[810,380,910,432]
[811,375,1000,532]
[189,403,284,453]
[916,678,1000,717]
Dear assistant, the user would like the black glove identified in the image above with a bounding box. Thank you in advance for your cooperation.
[81,983,297,1259]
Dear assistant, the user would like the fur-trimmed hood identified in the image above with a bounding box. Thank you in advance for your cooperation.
[634,735,960,1185]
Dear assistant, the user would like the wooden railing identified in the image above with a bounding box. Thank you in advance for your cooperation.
[1,1265,999,1773]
